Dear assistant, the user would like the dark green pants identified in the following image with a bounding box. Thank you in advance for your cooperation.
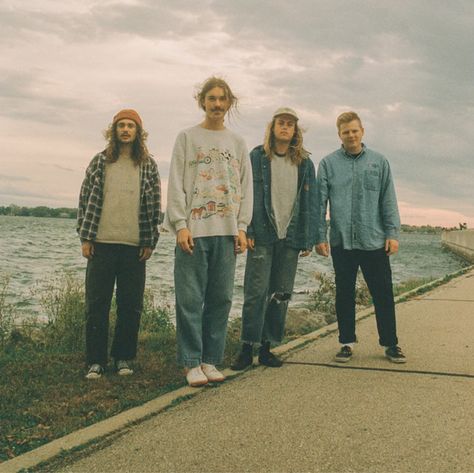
[85,243,145,366]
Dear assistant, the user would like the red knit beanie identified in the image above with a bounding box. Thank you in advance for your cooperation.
[112,109,143,128]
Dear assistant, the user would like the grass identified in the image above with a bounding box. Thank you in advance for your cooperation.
[0,268,464,463]
[0,275,15,348]
[307,271,372,324]
[0,274,242,463]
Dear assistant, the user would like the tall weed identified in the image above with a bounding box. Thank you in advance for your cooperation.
[36,275,174,354]
[38,273,85,353]
[140,289,175,336]
[0,275,15,348]
[309,271,371,323]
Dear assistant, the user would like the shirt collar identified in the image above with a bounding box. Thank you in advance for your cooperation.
[341,143,366,159]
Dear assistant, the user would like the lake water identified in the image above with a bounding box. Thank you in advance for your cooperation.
[0,216,468,321]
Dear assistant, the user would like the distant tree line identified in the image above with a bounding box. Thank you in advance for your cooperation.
[400,224,456,234]
[0,205,77,219]
[1,205,165,223]
[0,207,463,231]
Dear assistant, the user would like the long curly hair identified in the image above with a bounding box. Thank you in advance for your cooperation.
[103,122,150,165]
[194,76,239,118]
[263,118,309,165]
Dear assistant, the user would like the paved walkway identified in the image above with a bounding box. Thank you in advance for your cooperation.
[7,270,474,473]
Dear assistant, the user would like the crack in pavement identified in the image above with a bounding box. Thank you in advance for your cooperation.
[284,361,474,379]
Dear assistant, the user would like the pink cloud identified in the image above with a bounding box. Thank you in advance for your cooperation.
[399,201,473,228]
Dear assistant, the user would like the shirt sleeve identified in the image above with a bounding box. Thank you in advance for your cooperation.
[76,158,95,240]
[151,159,162,248]
[380,159,400,240]
[166,132,188,232]
[315,159,329,244]
[237,140,253,232]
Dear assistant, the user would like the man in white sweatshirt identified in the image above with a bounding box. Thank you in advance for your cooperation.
[166,77,253,387]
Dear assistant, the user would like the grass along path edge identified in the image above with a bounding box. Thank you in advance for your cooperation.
[1,264,473,472]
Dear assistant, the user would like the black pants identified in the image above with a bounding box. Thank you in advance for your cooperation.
[331,246,398,347]
[85,243,146,366]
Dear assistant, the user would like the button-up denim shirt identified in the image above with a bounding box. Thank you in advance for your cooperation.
[247,145,318,250]
[316,145,400,250]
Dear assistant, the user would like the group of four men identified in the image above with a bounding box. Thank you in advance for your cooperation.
[77,77,406,387]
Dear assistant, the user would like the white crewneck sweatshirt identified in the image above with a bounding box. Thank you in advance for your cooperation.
[165,125,253,238]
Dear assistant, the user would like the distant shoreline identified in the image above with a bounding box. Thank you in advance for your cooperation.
[0,212,454,233]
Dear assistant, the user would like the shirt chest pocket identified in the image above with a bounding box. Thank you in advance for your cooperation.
[364,170,380,191]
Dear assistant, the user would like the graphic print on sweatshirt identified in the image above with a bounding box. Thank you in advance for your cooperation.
[189,146,241,222]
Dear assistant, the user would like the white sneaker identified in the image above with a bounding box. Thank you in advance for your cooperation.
[185,366,208,387]
[85,364,104,380]
[201,363,225,382]
[116,360,133,376]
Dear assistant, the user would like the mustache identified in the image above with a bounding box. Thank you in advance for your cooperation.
[211,108,224,112]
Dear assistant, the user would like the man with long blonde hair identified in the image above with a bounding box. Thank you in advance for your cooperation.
[77,109,161,379]
[232,107,317,370]
[166,77,253,386]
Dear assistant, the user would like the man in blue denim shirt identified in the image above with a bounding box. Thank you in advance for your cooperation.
[232,107,318,370]
[315,111,406,363]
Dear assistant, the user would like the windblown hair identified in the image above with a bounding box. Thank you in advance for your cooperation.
[336,111,363,131]
[263,118,308,166]
[103,122,150,165]
[195,76,238,116]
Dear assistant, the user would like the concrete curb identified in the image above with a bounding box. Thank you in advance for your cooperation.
[2,265,473,472]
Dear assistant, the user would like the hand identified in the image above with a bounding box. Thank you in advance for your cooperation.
[247,238,255,251]
[139,247,153,261]
[385,239,399,256]
[300,249,311,257]
[81,241,95,260]
[234,230,247,254]
[177,228,194,255]
[315,242,329,257]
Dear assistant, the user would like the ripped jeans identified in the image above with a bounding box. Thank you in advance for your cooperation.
[240,240,300,344]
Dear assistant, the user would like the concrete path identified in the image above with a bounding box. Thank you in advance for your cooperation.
[12,270,474,472]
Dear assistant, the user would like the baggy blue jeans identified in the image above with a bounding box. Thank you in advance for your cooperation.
[174,236,236,368]
[240,240,300,344]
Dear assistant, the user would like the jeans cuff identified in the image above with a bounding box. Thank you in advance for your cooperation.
[179,358,202,368]
[241,338,258,345]
[202,357,222,366]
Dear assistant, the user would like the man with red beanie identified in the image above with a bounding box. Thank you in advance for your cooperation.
[77,109,161,379]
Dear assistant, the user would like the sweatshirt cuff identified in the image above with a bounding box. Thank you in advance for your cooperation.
[238,223,248,232]
[175,220,188,232]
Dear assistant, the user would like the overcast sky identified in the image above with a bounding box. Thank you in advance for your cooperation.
[1,0,473,227]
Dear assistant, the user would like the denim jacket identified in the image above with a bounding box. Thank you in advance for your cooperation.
[316,145,400,250]
[247,145,318,250]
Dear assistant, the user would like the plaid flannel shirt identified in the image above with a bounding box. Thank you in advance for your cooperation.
[77,152,162,248]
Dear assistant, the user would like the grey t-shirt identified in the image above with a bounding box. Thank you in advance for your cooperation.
[271,152,298,239]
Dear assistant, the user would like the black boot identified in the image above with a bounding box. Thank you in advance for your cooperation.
[231,343,253,371]
[258,341,283,368]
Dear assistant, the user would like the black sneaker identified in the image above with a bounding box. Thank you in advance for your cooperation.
[85,364,104,380]
[385,346,407,363]
[334,345,352,363]
[258,344,283,368]
[231,348,253,371]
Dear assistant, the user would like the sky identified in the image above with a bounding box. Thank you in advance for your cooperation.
[1,0,473,227]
